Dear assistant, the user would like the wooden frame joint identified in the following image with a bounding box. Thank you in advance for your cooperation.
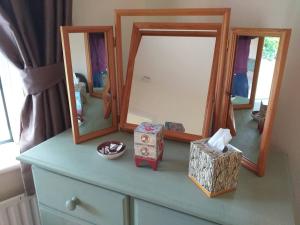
[113,37,117,47]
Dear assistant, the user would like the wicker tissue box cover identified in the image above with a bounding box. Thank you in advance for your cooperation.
[188,139,242,197]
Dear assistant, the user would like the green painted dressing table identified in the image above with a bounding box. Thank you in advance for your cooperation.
[17,130,295,225]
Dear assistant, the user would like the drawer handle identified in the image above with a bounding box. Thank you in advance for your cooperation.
[65,197,80,211]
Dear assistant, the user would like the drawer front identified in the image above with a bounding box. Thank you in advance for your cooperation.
[39,204,93,225]
[134,132,157,146]
[134,144,158,159]
[133,199,217,225]
[33,167,129,225]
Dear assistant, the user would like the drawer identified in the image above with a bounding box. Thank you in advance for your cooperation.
[33,167,129,225]
[133,199,217,225]
[39,204,93,225]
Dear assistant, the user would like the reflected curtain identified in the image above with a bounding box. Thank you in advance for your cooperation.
[232,36,252,97]
[0,0,72,195]
[89,33,106,88]
[234,37,252,74]
[89,33,106,73]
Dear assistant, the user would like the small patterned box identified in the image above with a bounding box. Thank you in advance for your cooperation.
[134,122,164,170]
[188,139,242,197]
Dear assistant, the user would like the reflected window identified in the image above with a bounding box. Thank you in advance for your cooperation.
[0,77,13,144]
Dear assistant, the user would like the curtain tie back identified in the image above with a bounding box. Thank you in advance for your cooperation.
[21,63,65,95]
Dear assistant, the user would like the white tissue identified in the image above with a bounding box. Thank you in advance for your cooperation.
[208,128,232,152]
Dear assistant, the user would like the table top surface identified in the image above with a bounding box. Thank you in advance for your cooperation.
[18,130,295,225]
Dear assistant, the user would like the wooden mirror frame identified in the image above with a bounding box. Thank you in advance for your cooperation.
[115,8,231,122]
[61,26,118,144]
[222,28,291,176]
[120,22,222,142]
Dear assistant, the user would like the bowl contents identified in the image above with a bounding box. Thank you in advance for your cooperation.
[97,141,126,159]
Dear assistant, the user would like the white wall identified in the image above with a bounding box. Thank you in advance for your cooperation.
[73,0,300,222]
[69,33,88,78]
[0,168,24,201]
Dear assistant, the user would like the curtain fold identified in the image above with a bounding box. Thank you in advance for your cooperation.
[232,36,252,98]
[0,0,72,194]
[233,36,252,74]
[89,33,107,73]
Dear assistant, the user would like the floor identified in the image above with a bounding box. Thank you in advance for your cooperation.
[79,95,112,136]
[231,96,250,105]
[231,109,261,163]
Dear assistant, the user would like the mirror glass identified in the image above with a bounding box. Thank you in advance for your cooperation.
[120,16,222,81]
[230,35,280,162]
[68,32,113,136]
[126,35,216,135]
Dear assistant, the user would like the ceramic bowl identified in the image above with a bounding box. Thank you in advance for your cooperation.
[97,141,126,160]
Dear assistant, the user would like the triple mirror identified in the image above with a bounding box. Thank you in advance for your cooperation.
[120,22,222,141]
[61,27,118,143]
[60,8,291,176]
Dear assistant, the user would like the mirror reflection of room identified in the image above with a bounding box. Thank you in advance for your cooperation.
[127,35,216,135]
[230,35,280,162]
[68,32,112,136]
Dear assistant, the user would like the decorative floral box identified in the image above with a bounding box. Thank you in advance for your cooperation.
[188,139,242,197]
[134,122,164,170]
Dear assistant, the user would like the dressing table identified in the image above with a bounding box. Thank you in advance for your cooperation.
[17,7,295,225]
[17,130,295,225]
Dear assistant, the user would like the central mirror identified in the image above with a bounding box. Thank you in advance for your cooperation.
[120,23,222,141]
[128,35,215,134]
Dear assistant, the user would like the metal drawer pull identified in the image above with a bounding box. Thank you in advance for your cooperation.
[65,197,80,211]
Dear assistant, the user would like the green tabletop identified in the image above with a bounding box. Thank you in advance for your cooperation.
[17,130,295,225]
